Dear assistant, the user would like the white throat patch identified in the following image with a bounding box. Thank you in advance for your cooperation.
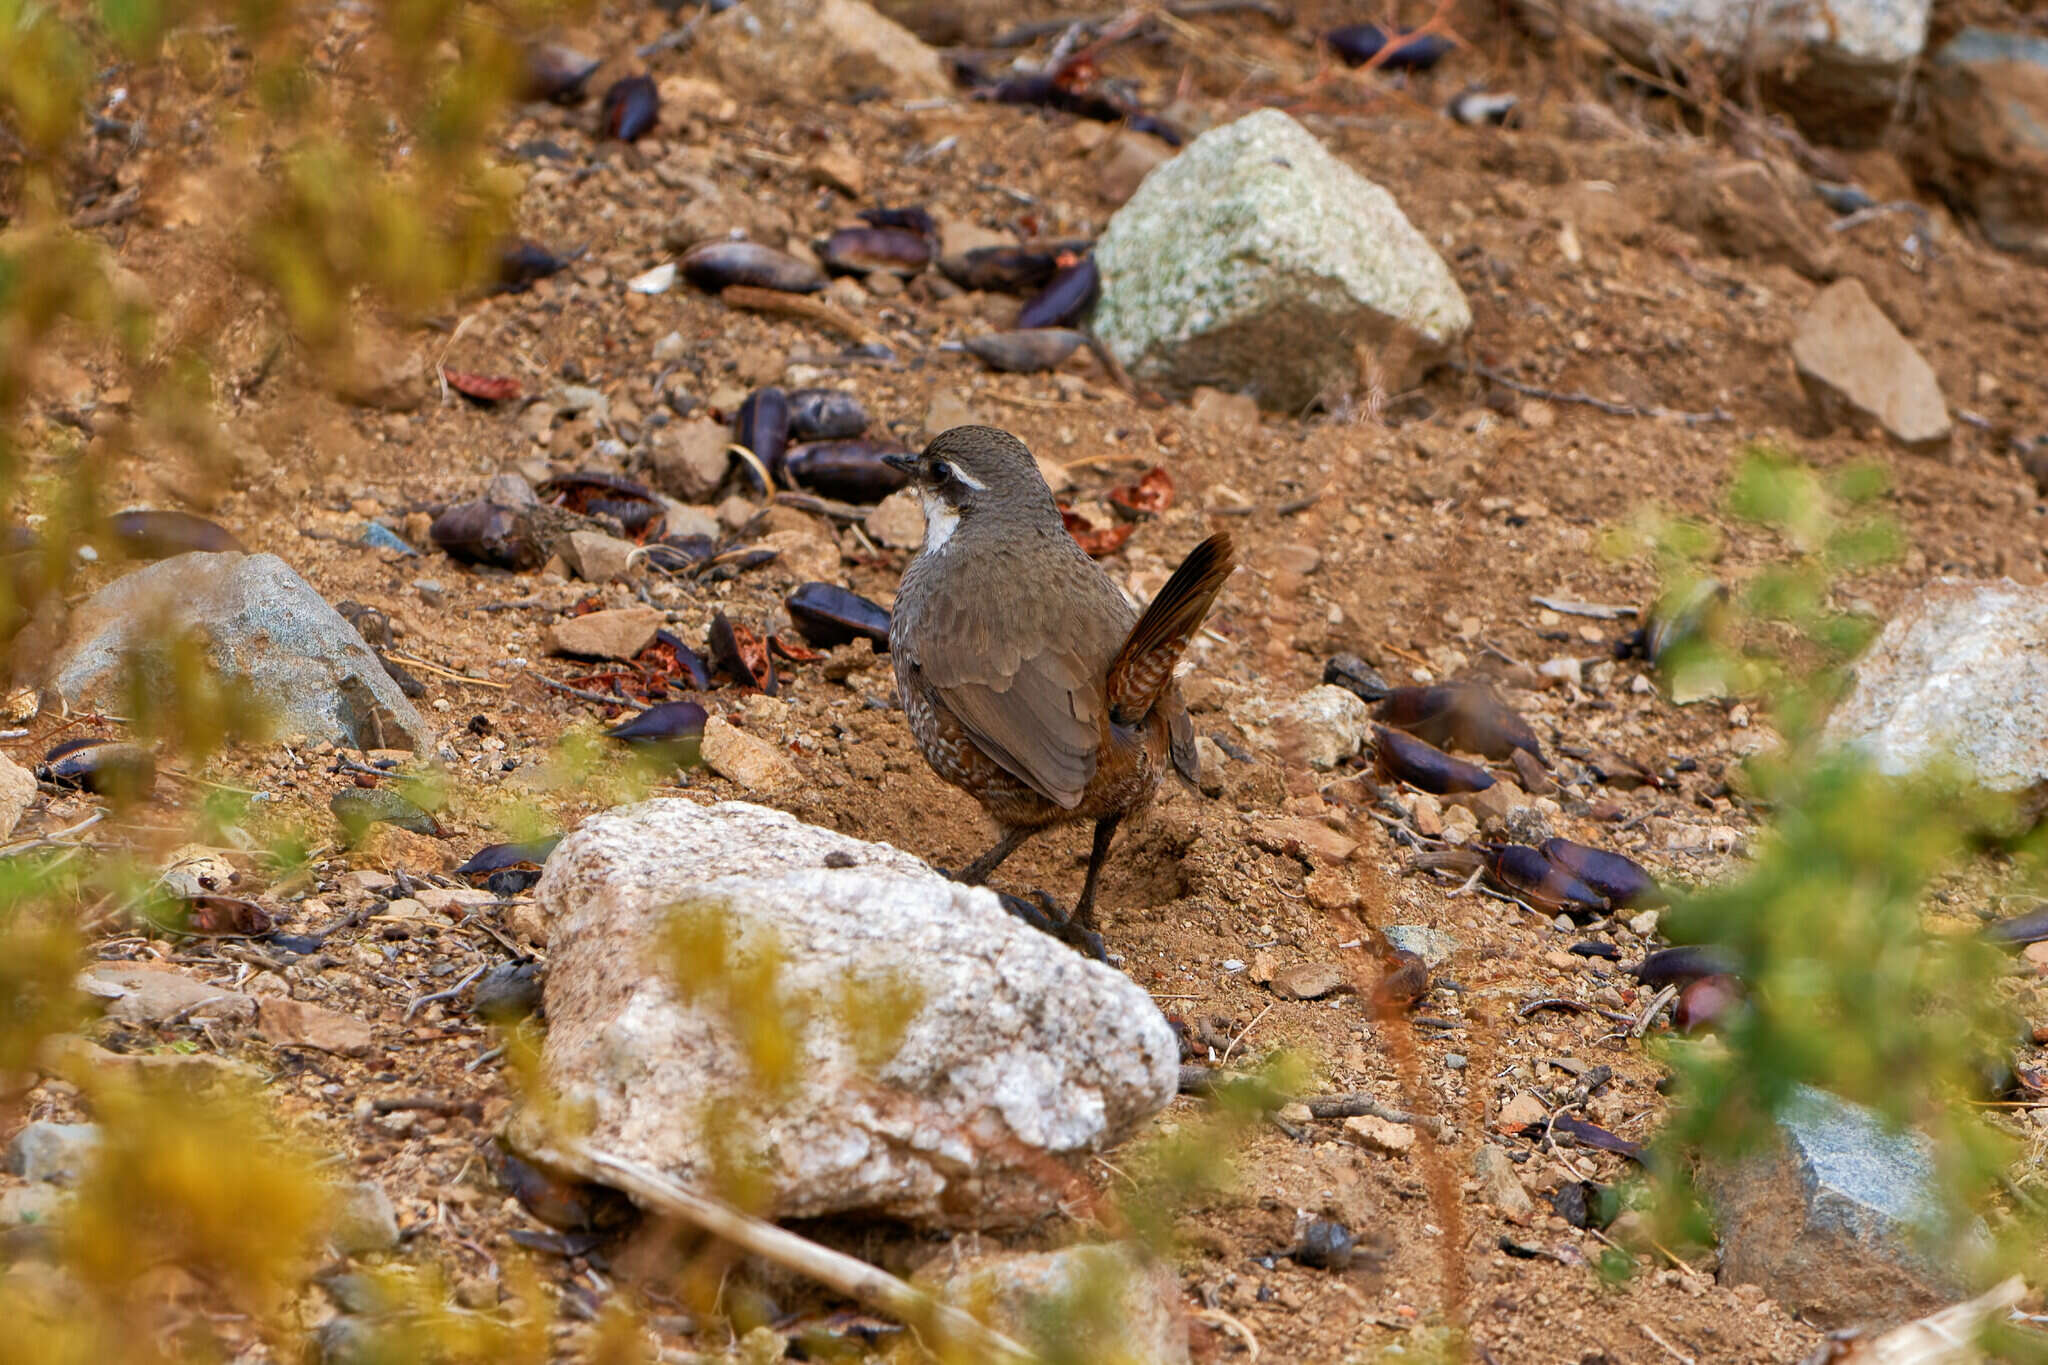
[920,491,959,552]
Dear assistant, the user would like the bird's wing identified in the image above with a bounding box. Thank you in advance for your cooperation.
[908,535,1133,809]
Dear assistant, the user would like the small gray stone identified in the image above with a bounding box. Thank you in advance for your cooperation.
[1928,29,2048,263]
[924,1243,1188,1364]
[647,418,735,503]
[1094,109,1470,410]
[1238,684,1371,769]
[48,553,431,751]
[562,530,641,583]
[483,472,537,507]
[1822,579,2048,807]
[697,0,950,104]
[77,962,257,1026]
[5,1122,99,1185]
[328,1180,400,1256]
[1699,1085,1977,1330]
[1473,1144,1535,1221]
[1382,925,1457,967]
[0,751,34,840]
[510,800,1178,1228]
[1791,279,1950,452]
[863,488,926,551]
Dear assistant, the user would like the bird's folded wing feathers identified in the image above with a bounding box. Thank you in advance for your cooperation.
[932,651,1099,809]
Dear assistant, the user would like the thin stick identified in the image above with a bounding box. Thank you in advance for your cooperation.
[1458,361,1730,426]
[532,1140,1039,1363]
[520,667,651,712]
[1192,1306,1261,1361]
[1219,1001,1274,1064]
[719,285,890,351]
[1639,1323,1695,1365]
[384,650,510,688]
[405,962,488,1021]
[0,809,107,859]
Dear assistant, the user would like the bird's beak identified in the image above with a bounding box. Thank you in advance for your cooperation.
[881,453,918,477]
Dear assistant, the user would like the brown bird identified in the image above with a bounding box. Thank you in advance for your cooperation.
[884,426,1235,939]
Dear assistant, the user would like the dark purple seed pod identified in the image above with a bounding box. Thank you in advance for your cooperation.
[643,534,717,573]
[785,582,890,650]
[733,388,790,491]
[1485,843,1607,916]
[1674,975,1741,1034]
[538,471,665,537]
[329,787,441,840]
[780,440,912,504]
[817,226,931,277]
[1372,725,1493,795]
[430,500,542,570]
[1985,905,2048,946]
[523,43,600,102]
[653,629,714,691]
[103,510,245,558]
[494,240,572,294]
[1376,682,1541,761]
[600,74,659,140]
[857,206,938,237]
[1539,838,1664,908]
[708,612,777,694]
[455,836,563,880]
[786,388,869,441]
[1016,256,1099,329]
[1326,24,1454,71]
[680,241,827,294]
[1124,113,1183,146]
[963,328,1086,373]
[1631,945,1739,991]
[938,245,1066,294]
[605,700,708,767]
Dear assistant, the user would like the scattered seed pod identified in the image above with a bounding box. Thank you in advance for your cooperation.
[600,74,659,140]
[430,500,543,570]
[1570,941,1622,961]
[857,205,938,237]
[785,582,890,650]
[1377,682,1541,761]
[606,700,709,767]
[1548,1180,1618,1230]
[817,226,931,277]
[1984,904,2048,946]
[1125,113,1184,145]
[41,737,156,801]
[184,895,275,936]
[643,533,717,573]
[786,387,869,441]
[102,510,244,558]
[1371,947,1430,1013]
[330,787,441,842]
[1674,974,1741,1034]
[645,629,714,691]
[1326,23,1454,70]
[523,43,601,102]
[963,328,1085,373]
[1630,945,1738,991]
[1323,654,1392,703]
[938,245,1072,294]
[1576,746,1660,790]
[1644,577,1729,665]
[680,240,827,294]
[1538,838,1664,908]
[1016,256,1099,329]
[1107,466,1174,518]
[539,471,666,538]
[709,613,778,694]
[492,1147,636,1233]
[985,72,1131,124]
[781,439,912,504]
[494,240,574,294]
[455,837,562,882]
[694,545,780,582]
[1292,1218,1357,1271]
[733,387,790,491]
[1372,725,1494,794]
[444,369,521,404]
[1484,843,1607,916]
[473,962,545,1023]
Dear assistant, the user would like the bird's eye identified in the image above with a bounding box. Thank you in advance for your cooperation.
[931,460,955,484]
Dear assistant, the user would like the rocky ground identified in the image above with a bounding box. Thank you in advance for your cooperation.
[10,0,2048,1360]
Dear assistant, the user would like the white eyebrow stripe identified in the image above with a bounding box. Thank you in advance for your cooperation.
[948,464,988,491]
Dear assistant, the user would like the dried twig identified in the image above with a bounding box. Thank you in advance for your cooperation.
[404,963,488,1021]
[1460,361,1731,426]
[1639,1323,1695,1365]
[531,1139,1040,1363]
[1193,1306,1262,1361]
[719,285,890,351]
[1219,1001,1274,1063]
[520,667,652,712]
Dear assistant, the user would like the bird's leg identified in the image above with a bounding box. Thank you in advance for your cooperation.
[953,826,1037,885]
[1069,814,1124,932]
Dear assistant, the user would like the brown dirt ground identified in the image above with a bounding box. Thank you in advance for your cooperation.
[11,0,2048,1360]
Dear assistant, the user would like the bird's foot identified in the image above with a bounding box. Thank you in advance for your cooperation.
[995,890,1108,963]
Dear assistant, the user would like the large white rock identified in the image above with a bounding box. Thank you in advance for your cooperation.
[1822,579,2048,800]
[1092,110,1470,410]
[512,800,1178,1228]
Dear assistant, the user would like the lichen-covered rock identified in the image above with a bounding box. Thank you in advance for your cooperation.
[1093,110,1470,410]
[511,800,1178,1228]
[1237,684,1372,769]
[49,552,430,750]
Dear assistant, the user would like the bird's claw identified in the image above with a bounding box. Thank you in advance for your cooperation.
[995,890,1108,962]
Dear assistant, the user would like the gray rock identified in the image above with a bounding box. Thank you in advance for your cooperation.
[1093,109,1470,410]
[1699,1085,1975,1329]
[1382,925,1457,967]
[0,751,33,840]
[48,553,430,751]
[924,1243,1188,1363]
[5,1122,99,1185]
[510,800,1179,1228]
[0,1184,68,1233]
[328,1180,400,1256]
[1472,1144,1535,1221]
[1791,279,1950,452]
[1822,579,2048,806]
[1516,0,1928,130]
[697,0,949,104]
[1237,684,1371,769]
[1927,29,2048,263]
[77,962,257,1026]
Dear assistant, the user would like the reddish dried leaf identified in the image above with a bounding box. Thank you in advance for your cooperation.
[1107,465,1174,517]
[1059,504,1136,557]
[188,895,276,935]
[567,595,606,617]
[769,633,824,663]
[444,368,522,403]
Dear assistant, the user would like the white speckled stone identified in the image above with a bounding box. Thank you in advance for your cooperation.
[1822,579,2048,799]
[1092,110,1470,410]
[1237,684,1373,769]
[511,800,1178,1228]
